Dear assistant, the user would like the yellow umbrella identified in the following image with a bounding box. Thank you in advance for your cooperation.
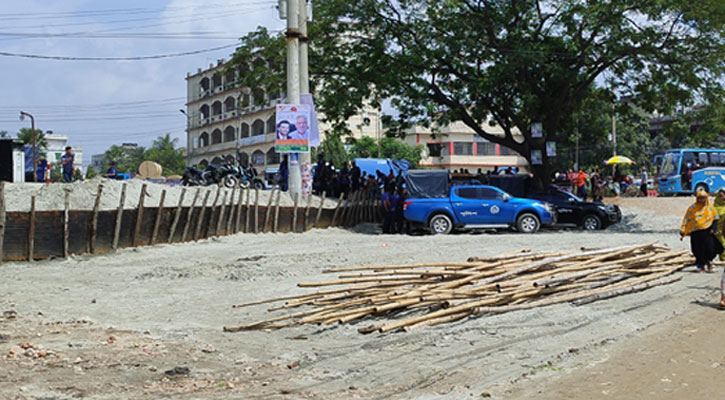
[604,155,635,165]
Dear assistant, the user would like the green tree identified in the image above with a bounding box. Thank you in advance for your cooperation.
[350,136,379,158]
[306,0,724,187]
[350,136,424,167]
[85,165,98,180]
[143,133,186,175]
[0,130,9,138]
[320,131,349,168]
[17,128,47,151]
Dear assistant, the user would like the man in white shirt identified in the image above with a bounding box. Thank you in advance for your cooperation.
[289,115,309,139]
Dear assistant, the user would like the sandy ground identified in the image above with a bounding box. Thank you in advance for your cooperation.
[2,195,721,399]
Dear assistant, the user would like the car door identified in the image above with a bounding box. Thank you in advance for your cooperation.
[477,187,514,225]
[549,189,579,225]
[451,187,489,224]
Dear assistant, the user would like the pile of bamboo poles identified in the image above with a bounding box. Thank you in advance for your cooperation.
[224,242,697,334]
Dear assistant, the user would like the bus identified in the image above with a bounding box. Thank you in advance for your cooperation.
[657,148,725,195]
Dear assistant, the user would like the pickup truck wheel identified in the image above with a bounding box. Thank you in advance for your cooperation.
[516,213,540,234]
[581,214,601,230]
[429,214,453,235]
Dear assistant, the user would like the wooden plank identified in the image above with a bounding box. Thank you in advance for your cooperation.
[254,188,260,234]
[63,189,70,258]
[195,189,212,241]
[314,191,326,228]
[207,186,221,238]
[292,192,299,233]
[112,183,127,251]
[330,193,344,227]
[132,183,147,247]
[0,182,4,264]
[263,189,276,233]
[234,188,244,233]
[215,190,228,236]
[168,188,186,243]
[244,188,251,233]
[182,188,200,242]
[28,195,36,261]
[150,189,166,245]
[226,187,237,234]
[90,183,104,253]
[273,189,281,233]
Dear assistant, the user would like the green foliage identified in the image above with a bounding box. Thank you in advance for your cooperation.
[17,128,47,152]
[350,136,423,167]
[319,131,349,168]
[101,134,186,176]
[225,27,285,105]
[0,130,8,138]
[103,144,145,175]
[350,136,378,158]
[50,166,62,183]
[85,165,98,180]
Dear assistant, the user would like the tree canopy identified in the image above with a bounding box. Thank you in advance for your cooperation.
[17,128,47,152]
[101,134,185,176]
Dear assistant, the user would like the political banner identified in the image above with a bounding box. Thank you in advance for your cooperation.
[275,104,311,153]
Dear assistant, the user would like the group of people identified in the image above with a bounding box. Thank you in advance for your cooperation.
[551,166,651,201]
[34,146,76,183]
[681,189,725,307]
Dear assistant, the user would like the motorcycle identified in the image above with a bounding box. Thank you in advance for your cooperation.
[181,164,220,186]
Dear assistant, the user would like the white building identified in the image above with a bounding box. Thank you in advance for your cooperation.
[45,133,83,172]
[185,59,381,172]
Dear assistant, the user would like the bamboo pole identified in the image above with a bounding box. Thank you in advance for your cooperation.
[303,195,312,232]
[215,190,228,236]
[273,189,281,233]
[314,191,326,228]
[63,189,70,258]
[112,183,127,251]
[234,188,243,233]
[263,189,276,233]
[150,189,166,245]
[194,189,212,241]
[0,182,4,264]
[168,188,186,243]
[292,192,299,233]
[28,195,36,261]
[132,184,147,247]
[254,188,260,234]
[330,193,344,227]
[244,188,251,233]
[207,186,221,238]
[182,189,200,242]
[89,184,103,253]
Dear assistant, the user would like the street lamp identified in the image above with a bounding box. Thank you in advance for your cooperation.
[19,111,37,182]
[179,109,190,166]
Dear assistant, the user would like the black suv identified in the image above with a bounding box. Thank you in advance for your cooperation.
[526,186,622,230]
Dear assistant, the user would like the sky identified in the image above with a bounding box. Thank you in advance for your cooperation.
[0,0,285,167]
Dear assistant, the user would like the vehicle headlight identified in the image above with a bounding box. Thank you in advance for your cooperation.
[598,205,606,211]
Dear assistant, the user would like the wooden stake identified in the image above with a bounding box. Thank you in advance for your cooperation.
[150,189,166,245]
[244,188,251,233]
[273,189,281,233]
[181,188,200,242]
[112,183,126,251]
[263,189,276,233]
[63,189,70,258]
[207,186,221,238]
[168,188,186,243]
[0,182,4,264]
[314,191,326,228]
[292,192,299,233]
[195,189,212,240]
[132,183,147,247]
[330,193,344,227]
[28,195,36,261]
[226,187,237,234]
[254,188,260,233]
[90,184,104,253]
[303,195,312,231]
[215,190,228,236]
[234,188,244,233]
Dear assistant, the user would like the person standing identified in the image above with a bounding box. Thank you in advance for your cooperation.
[381,184,394,234]
[106,161,118,179]
[680,189,723,273]
[572,169,588,200]
[36,154,48,183]
[61,146,74,183]
[640,167,648,197]
[350,161,361,193]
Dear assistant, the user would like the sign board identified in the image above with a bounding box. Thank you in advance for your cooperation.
[546,141,556,157]
[275,104,311,153]
[531,122,543,138]
[531,150,543,165]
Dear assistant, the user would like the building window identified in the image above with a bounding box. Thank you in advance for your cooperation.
[427,143,442,157]
[224,71,235,85]
[211,156,223,165]
[211,129,222,144]
[224,96,235,112]
[252,119,265,136]
[212,101,222,116]
[223,126,235,142]
[266,116,276,134]
[266,148,280,164]
[241,123,250,138]
[199,104,209,119]
[199,77,209,93]
[453,142,473,156]
[501,146,518,156]
[212,74,222,89]
[199,132,209,147]
[251,150,265,166]
[476,142,496,156]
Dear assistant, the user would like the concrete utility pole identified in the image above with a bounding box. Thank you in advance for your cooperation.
[19,111,37,182]
[179,109,190,166]
[286,0,302,197]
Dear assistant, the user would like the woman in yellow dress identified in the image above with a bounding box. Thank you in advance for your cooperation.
[680,189,722,273]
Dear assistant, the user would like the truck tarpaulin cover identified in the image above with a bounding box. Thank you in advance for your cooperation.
[354,158,409,178]
[488,175,531,198]
[405,170,450,198]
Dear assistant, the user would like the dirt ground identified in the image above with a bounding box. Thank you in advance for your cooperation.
[2,195,721,399]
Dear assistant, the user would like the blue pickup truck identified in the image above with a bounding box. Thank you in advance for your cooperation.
[403,185,556,234]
